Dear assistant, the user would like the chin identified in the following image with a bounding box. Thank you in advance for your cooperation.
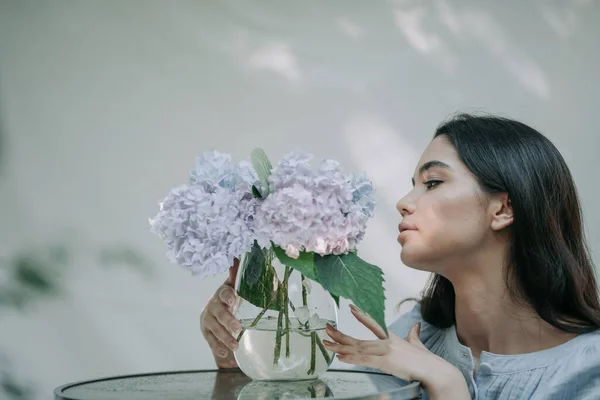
[400,247,435,272]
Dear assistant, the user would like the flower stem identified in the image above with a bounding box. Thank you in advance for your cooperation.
[273,266,293,366]
[236,247,279,343]
[284,267,293,358]
[307,331,317,375]
[273,299,284,366]
[315,334,332,365]
[301,274,308,306]
[301,274,319,373]
[236,282,278,342]
[235,303,264,342]
[285,301,291,357]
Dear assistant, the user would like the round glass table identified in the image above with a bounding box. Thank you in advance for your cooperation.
[54,369,421,400]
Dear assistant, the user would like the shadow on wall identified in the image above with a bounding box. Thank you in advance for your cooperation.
[0,242,155,399]
[0,99,155,399]
[0,0,598,397]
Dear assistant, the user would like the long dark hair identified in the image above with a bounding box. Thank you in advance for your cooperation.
[420,113,600,334]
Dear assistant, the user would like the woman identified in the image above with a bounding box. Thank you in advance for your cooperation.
[200,114,600,399]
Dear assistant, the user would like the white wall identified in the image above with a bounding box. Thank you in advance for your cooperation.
[0,0,599,398]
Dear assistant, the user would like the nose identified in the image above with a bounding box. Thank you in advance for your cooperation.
[396,190,416,217]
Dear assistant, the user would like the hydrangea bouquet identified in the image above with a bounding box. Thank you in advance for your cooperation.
[150,148,386,377]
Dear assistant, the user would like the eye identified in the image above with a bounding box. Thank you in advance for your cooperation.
[424,180,442,189]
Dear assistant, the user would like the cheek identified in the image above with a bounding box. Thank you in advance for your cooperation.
[401,191,487,264]
[424,191,482,233]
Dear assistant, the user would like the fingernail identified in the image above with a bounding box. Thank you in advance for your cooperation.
[228,298,235,306]
[350,304,361,313]
[218,349,228,358]
[229,341,238,350]
[322,340,333,346]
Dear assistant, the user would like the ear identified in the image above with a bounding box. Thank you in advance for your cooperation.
[490,193,513,231]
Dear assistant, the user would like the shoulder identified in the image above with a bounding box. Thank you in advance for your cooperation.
[388,302,442,344]
[388,302,423,339]
[554,329,600,374]
[539,330,600,399]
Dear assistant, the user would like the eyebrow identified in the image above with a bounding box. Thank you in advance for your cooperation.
[411,160,451,186]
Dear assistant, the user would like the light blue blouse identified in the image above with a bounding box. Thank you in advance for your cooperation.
[385,303,600,399]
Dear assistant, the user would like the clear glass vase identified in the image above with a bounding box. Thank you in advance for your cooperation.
[233,246,338,381]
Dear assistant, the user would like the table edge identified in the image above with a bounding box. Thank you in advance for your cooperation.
[54,368,421,400]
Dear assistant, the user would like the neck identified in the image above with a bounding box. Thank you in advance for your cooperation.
[445,250,577,357]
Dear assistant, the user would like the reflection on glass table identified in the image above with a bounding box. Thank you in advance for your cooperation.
[54,369,422,400]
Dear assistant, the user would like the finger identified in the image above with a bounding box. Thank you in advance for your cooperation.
[321,340,355,355]
[205,331,230,358]
[407,322,427,350]
[226,258,240,285]
[325,324,359,346]
[350,304,387,339]
[336,354,380,370]
[217,285,237,308]
[213,302,242,334]
[207,315,239,351]
[323,339,388,356]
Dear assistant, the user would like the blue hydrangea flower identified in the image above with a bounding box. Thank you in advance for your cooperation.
[254,151,375,257]
[150,151,257,278]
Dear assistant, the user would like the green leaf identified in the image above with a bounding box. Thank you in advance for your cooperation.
[273,246,317,281]
[237,245,279,311]
[242,241,266,286]
[251,185,263,199]
[330,293,340,308]
[251,148,273,197]
[315,253,387,335]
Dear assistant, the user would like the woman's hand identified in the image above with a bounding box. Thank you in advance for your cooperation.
[323,304,470,400]
[200,259,241,368]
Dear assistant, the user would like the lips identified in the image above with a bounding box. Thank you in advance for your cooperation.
[398,222,417,233]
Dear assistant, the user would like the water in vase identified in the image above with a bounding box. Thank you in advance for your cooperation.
[235,316,335,381]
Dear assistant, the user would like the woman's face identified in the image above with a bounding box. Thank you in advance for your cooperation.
[396,136,493,273]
